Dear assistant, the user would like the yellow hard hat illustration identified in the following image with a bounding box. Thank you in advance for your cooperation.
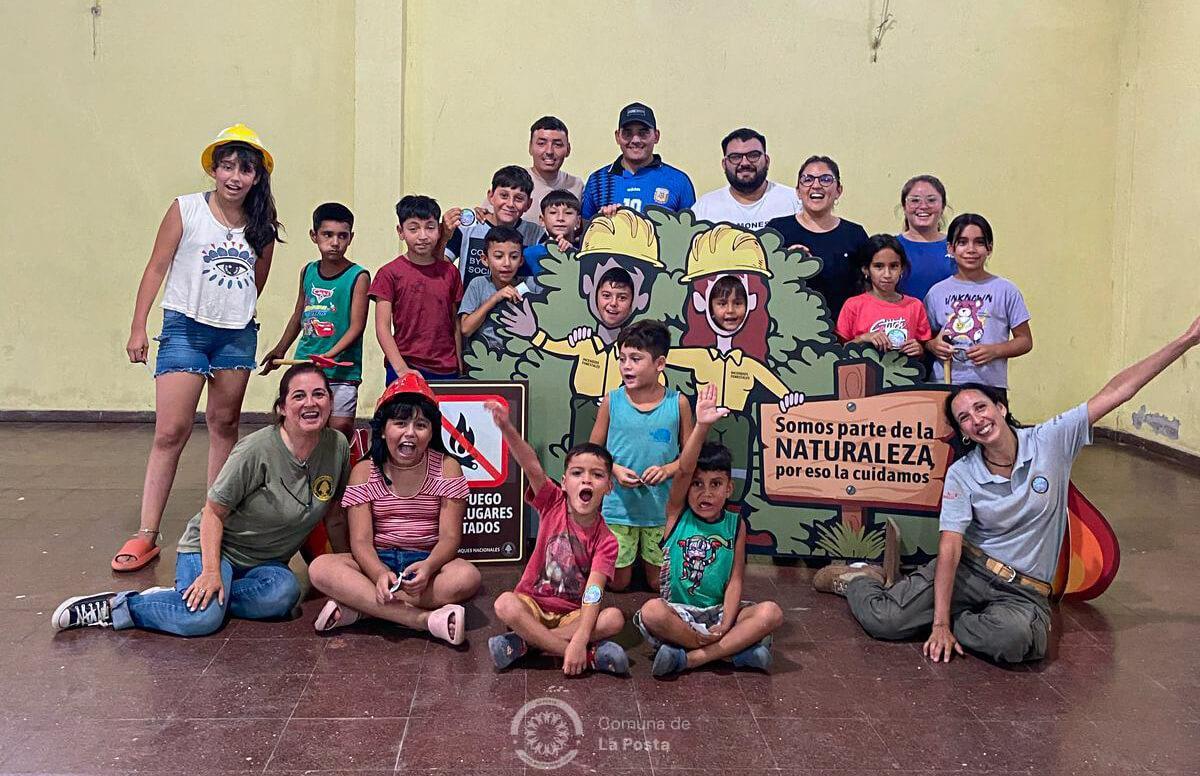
[201,123,275,175]
[576,209,663,268]
[681,224,773,281]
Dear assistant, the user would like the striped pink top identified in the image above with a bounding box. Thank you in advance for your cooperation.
[340,451,470,550]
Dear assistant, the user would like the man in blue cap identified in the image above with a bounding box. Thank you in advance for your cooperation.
[580,102,696,219]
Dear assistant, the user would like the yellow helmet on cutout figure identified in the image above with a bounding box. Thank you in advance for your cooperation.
[682,224,773,281]
[576,209,663,268]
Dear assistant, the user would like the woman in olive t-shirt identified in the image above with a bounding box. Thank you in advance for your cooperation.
[52,365,351,636]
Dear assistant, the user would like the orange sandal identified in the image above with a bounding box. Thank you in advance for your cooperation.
[111,534,160,572]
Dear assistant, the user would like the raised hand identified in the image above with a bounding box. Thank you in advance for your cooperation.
[498,297,538,339]
[695,383,730,426]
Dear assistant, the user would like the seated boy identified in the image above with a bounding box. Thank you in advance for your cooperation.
[522,188,584,276]
[590,320,692,592]
[459,226,537,355]
[486,401,628,676]
[370,195,463,382]
[260,202,369,438]
[635,384,784,677]
[443,165,546,287]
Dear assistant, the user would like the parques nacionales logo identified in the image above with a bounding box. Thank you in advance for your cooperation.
[511,697,583,770]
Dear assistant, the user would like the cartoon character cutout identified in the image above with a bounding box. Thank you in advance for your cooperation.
[939,297,986,362]
[534,530,586,599]
[678,534,728,594]
[667,225,803,415]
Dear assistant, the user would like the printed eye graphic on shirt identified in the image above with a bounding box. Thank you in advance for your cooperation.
[201,242,255,290]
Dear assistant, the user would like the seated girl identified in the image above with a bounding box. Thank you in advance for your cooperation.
[308,373,481,644]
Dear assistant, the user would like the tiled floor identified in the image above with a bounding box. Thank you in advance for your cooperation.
[1,422,1198,774]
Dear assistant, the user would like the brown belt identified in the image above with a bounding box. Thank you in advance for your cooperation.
[963,544,1051,597]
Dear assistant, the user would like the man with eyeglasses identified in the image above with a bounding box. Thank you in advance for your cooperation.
[692,128,800,230]
[580,102,695,220]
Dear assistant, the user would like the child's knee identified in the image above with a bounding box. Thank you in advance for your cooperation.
[307,554,338,588]
[153,422,192,450]
[638,597,674,629]
[756,600,784,631]
[453,561,482,598]
[597,606,625,632]
[493,591,523,625]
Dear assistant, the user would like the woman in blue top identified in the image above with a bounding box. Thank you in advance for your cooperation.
[895,174,956,304]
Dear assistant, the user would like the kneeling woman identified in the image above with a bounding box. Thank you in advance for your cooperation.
[54,364,351,636]
[308,373,481,644]
[815,314,1200,663]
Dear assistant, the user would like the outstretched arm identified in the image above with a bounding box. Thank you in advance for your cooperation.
[665,385,729,527]
[1087,315,1200,426]
[486,400,547,493]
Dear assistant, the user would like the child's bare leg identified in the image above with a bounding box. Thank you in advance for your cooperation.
[395,558,481,610]
[134,372,205,536]
[609,565,633,592]
[641,560,661,593]
[685,601,784,669]
[205,369,251,485]
[553,606,624,643]
[328,415,356,440]
[309,553,429,630]
[637,598,708,650]
[493,591,573,656]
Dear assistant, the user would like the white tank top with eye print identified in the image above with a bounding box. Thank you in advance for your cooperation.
[160,192,259,329]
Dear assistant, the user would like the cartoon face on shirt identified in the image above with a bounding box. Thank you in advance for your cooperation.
[534,530,587,599]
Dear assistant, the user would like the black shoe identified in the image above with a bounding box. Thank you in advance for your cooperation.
[52,592,116,631]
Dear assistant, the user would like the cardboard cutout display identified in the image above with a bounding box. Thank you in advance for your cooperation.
[457,207,1118,592]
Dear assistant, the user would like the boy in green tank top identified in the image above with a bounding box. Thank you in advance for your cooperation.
[261,203,370,438]
[635,384,784,677]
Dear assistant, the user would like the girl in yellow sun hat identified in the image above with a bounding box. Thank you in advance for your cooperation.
[114,123,284,572]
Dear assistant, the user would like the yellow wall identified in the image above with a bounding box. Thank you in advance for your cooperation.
[2,1,1196,454]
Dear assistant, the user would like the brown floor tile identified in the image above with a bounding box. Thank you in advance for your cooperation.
[292,671,418,719]
[181,673,310,719]
[265,718,406,772]
[649,716,775,770]
[203,637,326,676]
[875,716,1004,771]
[739,671,865,719]
[841,676,973,721]
[632,671,750,720]
[526,670,637,718]
[314,630,426,673]
[398,715,529,770]
[410,670,526,718]
[759,717,891,770]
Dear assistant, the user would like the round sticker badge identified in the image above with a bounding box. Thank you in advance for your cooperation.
[1031,476,1049,494]
[459,208,476,227]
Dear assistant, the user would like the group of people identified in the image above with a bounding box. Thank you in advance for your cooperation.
[49,109,1200,671]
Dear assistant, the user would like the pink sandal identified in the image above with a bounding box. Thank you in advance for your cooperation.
[427,604,466,645]
[314,599,360,632]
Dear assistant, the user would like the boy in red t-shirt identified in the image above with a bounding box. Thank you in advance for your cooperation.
[486,401,628,675]
[369,195,463,382]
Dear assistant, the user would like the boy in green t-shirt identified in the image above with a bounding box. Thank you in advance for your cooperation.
[261,203,370,438]
[634,384,783,677]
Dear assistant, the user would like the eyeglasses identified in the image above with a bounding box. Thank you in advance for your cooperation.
[725,151,764,164]
[799,173,837,187]
[905,195,942,206]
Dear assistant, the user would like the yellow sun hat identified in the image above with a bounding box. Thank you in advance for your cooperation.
[681,224,773,281]
[200,123,274,176]
[576,209,663,268]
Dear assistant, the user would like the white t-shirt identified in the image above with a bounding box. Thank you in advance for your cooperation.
[160,192,259,329]
[691,181,801,230]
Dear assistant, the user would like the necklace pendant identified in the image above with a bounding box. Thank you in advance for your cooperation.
[226,229,233,241]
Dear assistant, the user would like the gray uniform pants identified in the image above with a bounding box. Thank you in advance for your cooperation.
[844,555,1051,663]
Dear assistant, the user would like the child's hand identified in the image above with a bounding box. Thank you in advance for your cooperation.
[485,400,511,428]
[613,464,643,488]
[563,639,588,676]
[258,347,285,375]
[494,286,522,305]
[126,329,150,364]
[640,465,669,486]
[1183,314,1200,347]
[927,337,953,360]
[705,621,730,641]
[899,339,924,357]
[966,343,1001,366]
[598,204,621,218]
[441,208,462,239]
[375,571,398,605]
[553,234,573,252]
[399,562,429,598]
[857,331,892,351]
[778,391,805,415]
[786,242,812,255]
[695,384,730,426]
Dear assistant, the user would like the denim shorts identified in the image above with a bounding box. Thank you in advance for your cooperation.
[376,547,431,576]
[154,309,258,377]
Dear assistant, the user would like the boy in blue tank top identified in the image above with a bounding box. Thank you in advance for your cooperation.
[635,384,784,677]
[589,320,693,592]
[260,203,369,438]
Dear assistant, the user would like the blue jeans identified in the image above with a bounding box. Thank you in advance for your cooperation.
[111,552,301,637]
[154,309,258,377]
[375,547,431,576]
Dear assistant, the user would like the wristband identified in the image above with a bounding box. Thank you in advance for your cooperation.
[582,584,602,605]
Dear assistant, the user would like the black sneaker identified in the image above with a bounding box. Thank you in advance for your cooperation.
[52,592,116,631]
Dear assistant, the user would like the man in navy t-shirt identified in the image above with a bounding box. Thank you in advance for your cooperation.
[580,102,696,219]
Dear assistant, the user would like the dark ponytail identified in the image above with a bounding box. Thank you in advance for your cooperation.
[211,142,284,257]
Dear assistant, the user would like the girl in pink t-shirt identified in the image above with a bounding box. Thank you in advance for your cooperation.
[836,234,931,357]
[308,373,481,644]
